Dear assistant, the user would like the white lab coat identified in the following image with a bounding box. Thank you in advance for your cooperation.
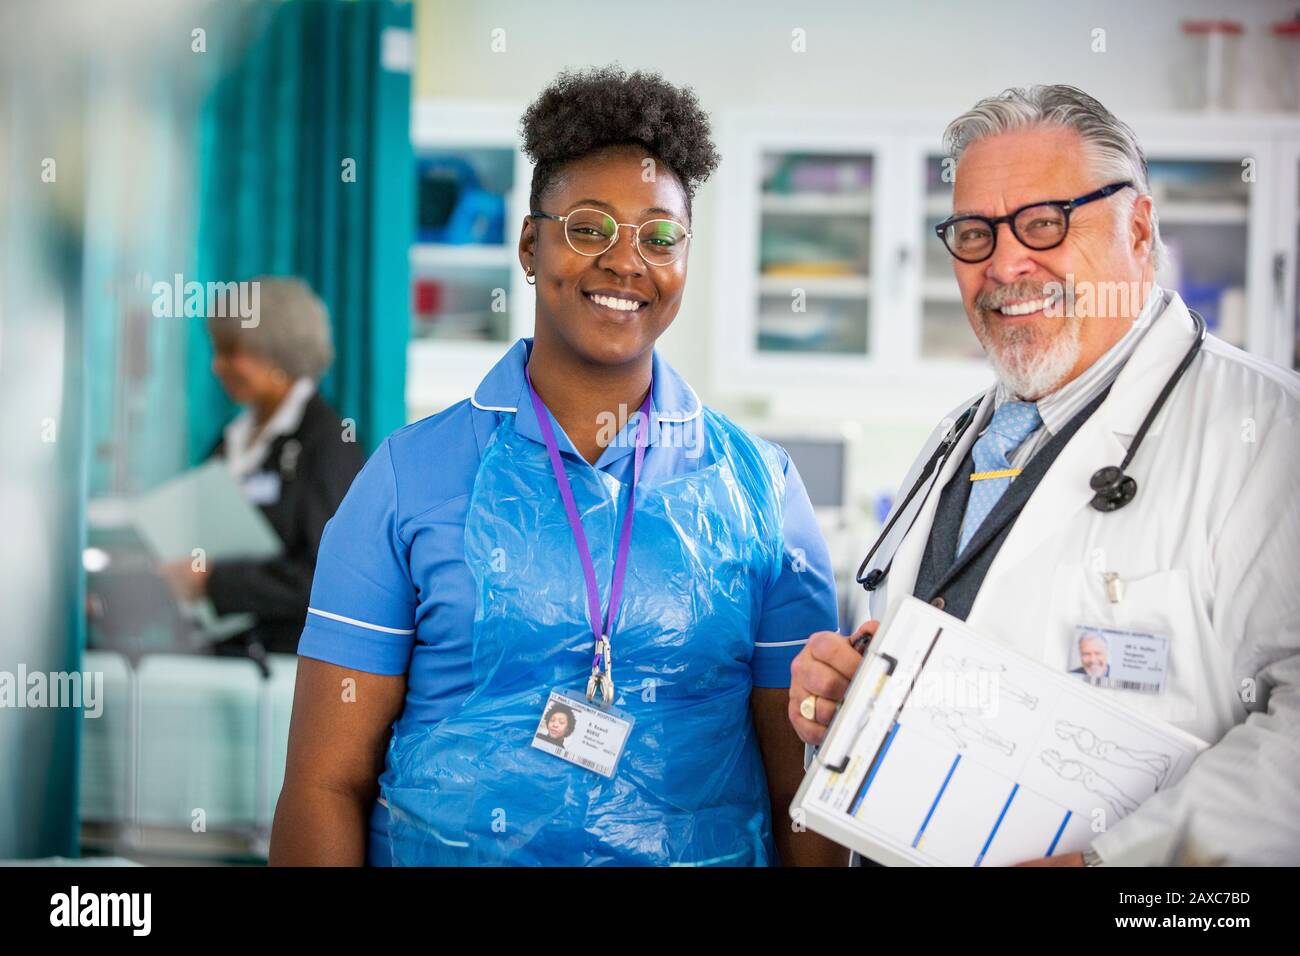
[865,292,1300,865]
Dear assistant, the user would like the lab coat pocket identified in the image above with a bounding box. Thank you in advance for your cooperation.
[1046,563,1200,726]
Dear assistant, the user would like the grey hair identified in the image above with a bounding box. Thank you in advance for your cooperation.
[943,85,1166,273]
[207,275,334,381]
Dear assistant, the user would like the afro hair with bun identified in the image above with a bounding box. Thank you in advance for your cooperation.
[519,65,720,217]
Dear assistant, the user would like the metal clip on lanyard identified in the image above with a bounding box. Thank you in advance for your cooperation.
[526,368,652,707]
[588,636,614,706]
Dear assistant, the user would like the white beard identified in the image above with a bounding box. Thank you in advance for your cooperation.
[976,312,1082,401]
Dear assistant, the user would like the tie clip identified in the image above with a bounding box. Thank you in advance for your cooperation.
[970,468,1022,482]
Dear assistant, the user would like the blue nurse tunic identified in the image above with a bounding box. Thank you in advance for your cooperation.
[297,339,838,864]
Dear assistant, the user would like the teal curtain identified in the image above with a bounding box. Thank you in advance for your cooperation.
[187,0,413,459]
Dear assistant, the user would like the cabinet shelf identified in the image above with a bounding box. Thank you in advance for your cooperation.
[924,195,952,218]
[922,278,962,302]
[758,275,871,298]
[1158,201,1249,225]
[410,243,513,270]
[760,192,873,216]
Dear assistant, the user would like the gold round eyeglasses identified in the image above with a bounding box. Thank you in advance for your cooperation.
[530,207,691,266]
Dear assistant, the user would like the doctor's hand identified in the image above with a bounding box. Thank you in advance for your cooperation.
[788,620,878,745]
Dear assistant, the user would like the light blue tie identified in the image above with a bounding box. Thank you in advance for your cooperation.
[957,400,1042,555]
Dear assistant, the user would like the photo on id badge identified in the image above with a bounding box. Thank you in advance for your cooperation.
[1068,624,1170,694]
[531,689,635,778]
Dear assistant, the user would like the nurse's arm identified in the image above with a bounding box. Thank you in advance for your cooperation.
[269,658,407,866]
[751,687,850,866]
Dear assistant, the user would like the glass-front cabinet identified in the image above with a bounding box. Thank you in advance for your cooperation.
[755,151,874,355]
[919,152,974,361]
[713,110,1300,418]
[1147,158,1252,349]
[1287,145,1300,371]
[406,103,534,417]
[411,145,516,344]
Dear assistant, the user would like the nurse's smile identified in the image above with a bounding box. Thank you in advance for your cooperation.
[583,288,649,316]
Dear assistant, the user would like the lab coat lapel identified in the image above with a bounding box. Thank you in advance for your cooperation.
[971,294,1200,594]
[884,387,996,621]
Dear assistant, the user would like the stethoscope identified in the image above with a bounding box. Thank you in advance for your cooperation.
[855,304,1207,593]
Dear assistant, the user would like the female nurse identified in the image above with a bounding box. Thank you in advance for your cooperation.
[270,67,843,866]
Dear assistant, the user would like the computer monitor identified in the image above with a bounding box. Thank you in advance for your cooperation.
[770,437,847,510]
[749,420,861,533]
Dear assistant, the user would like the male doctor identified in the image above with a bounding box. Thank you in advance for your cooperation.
[788,85,1300,866]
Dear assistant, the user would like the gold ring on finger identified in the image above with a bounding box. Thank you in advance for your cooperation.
[799,693,818,721]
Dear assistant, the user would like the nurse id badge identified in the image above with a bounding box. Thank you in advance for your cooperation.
[531,689,634,778]
[1069,623,1170,694]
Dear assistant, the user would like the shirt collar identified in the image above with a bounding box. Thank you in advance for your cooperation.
[470,338,702,467]
[995,282,1165,434]
[224,377,317,479]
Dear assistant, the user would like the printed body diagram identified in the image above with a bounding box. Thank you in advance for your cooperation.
[926,706,1016,756]
[1039,748,1139,817]
[942,654,1039,711]
[1054,720,1172,788]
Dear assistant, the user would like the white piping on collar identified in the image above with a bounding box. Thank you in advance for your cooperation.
[656,379,702,423]
[470,378,702,421]
[470,396,517,412]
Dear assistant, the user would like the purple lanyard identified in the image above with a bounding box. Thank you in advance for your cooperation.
[525,368,652,698]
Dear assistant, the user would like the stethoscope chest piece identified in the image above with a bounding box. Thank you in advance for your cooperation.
[1088,465,1138,512]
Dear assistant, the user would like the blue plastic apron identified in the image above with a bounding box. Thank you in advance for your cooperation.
[381,403,788,865]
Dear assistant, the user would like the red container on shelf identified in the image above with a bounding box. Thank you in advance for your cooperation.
[413,278,442,320]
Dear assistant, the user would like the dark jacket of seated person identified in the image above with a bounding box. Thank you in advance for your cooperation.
[195,277,364,655]
[208,383,363,654]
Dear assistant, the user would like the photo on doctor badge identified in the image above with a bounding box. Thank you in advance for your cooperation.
[531,689,636,779]
[1068,624,1170,694]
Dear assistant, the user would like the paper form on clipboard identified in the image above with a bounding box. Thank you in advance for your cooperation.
[791,596,1209,867]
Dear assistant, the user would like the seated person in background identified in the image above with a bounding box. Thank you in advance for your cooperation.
[159,276,363,654]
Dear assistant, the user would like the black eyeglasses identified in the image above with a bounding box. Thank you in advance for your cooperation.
[934,181,1134,263]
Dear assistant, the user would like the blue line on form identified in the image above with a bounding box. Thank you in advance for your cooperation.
[974,783,1019,867]
[848,722,900,817]
[912,753,962,849]
[1046,809,1073,857]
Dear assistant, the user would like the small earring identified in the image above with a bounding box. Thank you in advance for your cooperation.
[525,269,536,286]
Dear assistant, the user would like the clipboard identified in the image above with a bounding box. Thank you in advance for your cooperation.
[127,460,279,645]
[129,460,281,563]
[791,597,1209,867]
